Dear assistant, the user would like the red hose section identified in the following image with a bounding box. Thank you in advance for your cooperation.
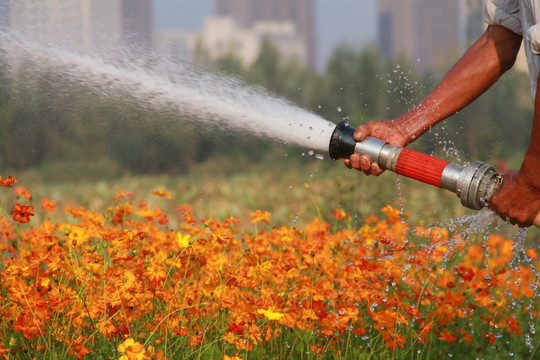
[395,149,450,188]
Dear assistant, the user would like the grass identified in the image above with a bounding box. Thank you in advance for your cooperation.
[10,150,474,229]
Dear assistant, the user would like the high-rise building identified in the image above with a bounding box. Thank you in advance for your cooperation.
[214,0,315,67]
[121,0,153,52]
[6,0,153,56]
[378,0,483,71]
[0,0,9,32]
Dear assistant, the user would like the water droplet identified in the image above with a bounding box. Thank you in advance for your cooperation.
[336,107,342,112]
[308,150,314,156]
[315,154,325,160]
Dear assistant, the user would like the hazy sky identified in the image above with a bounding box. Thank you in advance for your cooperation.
[152,0,377,71]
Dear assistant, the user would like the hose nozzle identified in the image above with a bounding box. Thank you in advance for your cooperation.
[329,121,357,160]
[328,121,502,210]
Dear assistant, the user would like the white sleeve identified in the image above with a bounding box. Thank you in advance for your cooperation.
[527,24,540,54]
[484,0,522,35]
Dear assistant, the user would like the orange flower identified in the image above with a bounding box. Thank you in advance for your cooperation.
[332,208,350,221]
[0,342,9,359]
[385,335,406,349]
[454,265,474,281]
[11,203,34,224]
[0,176,17,188]
[526,248,538,260]
[145,263,167,285]
[381,205,404,223]
[224,355,243,360]
[438,329,458,343]
[249,210,271,224]
[67,336,92,359]
[483,333,496,345]
[227,322,245,335]
[40,198,57,212]
[113,189,134,201]
[151,189,172,199]
[364,214,379,223]
[461,331,473,343]
[13,185,31,201]
[118,338,146,360]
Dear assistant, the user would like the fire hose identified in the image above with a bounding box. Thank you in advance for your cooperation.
[328,121,540,228]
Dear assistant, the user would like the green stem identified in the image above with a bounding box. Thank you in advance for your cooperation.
[305,183,322,221]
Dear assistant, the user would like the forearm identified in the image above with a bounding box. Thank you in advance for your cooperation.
[488,72,540,227]
[397,25,522,142]
[520,72,540,188]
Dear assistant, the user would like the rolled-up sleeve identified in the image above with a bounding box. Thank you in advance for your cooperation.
[484,0,522,35]
[527,24,540,54]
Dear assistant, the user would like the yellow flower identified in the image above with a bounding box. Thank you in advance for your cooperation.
[259,261,272,272]
[177,232,190,248]
[118,338,146,360]
[257,308,284,321]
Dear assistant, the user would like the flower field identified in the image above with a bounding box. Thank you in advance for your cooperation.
[0,175,539,359]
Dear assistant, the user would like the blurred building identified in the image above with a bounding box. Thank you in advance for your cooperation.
[214,0,315,67]
[121,0,153,52]
[6,0,153,56]
[153,29,196,60]
[378,0,484,71]
[195,16,307,66]
[0,0,9,32]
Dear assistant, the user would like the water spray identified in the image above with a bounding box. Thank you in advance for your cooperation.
[329,121,540,228]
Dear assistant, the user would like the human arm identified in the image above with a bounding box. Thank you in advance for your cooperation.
[345,25,523,175]
[488,72,540,227]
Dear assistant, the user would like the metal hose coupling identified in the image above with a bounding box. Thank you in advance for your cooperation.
[329,121,503,210]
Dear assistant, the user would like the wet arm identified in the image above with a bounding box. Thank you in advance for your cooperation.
[488,71,540,227]
[397,25,523,143]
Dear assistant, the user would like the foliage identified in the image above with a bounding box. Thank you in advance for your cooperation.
[0,177,539,359]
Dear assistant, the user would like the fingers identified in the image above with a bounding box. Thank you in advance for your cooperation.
[345,154,383,176]
[497,212,531,227]
[371,163,384,176]
[353,123,372,142]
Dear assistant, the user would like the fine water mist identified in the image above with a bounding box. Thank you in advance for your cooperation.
[0,32,335,153]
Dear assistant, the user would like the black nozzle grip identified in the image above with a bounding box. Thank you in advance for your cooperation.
[329,121,357,160]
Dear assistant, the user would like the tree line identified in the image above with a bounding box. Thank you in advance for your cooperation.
[0,40,533,177]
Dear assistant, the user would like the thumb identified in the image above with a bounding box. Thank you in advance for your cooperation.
[353,123,372,142]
